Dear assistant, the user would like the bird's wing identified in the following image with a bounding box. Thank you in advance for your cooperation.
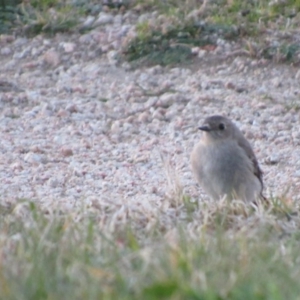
[236,134,264,191]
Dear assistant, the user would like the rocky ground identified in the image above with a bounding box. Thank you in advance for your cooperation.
[0,10,300,215]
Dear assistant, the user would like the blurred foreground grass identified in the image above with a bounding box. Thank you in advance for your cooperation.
[0,198,299,300]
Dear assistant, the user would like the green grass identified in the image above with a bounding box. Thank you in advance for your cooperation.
[0,0,97,34]
[123,0,300,65]
[123,21,237,66]
[2,0,300,64]
[16,0,84,35]
[0,198,300,300]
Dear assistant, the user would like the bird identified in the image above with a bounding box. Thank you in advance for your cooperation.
[191,115,265,202]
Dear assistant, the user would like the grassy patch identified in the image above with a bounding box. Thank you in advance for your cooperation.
[123,0,300,65]
[123,21,238,66]
[0,0,92,34]
[2,0,300,64]
[0,0,120,35]
[16,0,84,35]
[0,197,299,299]
[0,0,22,33]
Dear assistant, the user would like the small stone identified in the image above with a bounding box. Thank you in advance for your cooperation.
[43,39,51,46]
[62,42,76,53]
[125,116,134,123]
[174,117,184,129]
[0,80,22,92]
[48,178,60,188]
[235,87,247,93]
[225,82,236,90]
[270,104,285,116]
[57,108,70,118]
[0,34,14,43]
[30,145,44,153]
[11,162,23,171]
[114,14,123,25]
[60,146,73,157]
[111,120,122,132]
[244,131,255,140]
[13,47,30,59]
[81,139,92,149]
[65,103,78,113]
[138,112,150,123]
[157,93,180,108]
[133,154,149,163]
[13,37,27,47]
[152,109,165,121]
[255,102,267,109]
[107,50,120,64]
[79,34,93,44]
[198,49,207,58]
[191,47,200,55]
[101,44,112,53]
[147,65,163,75]
[292,131,300,139]
[265,155,280,165]
[95,12,114,25]
[123,122,133,133]
[165,109,176,121]
[23,61,39,69]
[73,168,84,177]
[1,47,11,56]
[271,77,282,88]
[32,124,46,133]
[24,153,47,164]
[82,16,95,28]
[41,103,55,116]
[43,49,60,67]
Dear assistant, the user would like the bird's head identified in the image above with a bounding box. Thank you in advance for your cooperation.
[199,115,236,141]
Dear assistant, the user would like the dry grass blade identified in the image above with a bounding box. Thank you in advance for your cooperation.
[160,151,185,208]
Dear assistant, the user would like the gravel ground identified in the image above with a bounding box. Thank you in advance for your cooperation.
[0,10,300,214]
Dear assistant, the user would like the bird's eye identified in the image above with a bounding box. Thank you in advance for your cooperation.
[218,123,225,130]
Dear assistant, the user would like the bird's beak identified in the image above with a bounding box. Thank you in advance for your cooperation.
[198,124,211,131]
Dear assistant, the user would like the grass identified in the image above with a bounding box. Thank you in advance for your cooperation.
[16,0,87,35]
[123,21,237,66]
[122,0,300,65]
[1,0,300,64]
[0,196,299,300]
[0,1,299,298]
[0,0,99,34]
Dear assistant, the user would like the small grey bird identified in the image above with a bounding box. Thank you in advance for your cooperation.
[191,115,264,202]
